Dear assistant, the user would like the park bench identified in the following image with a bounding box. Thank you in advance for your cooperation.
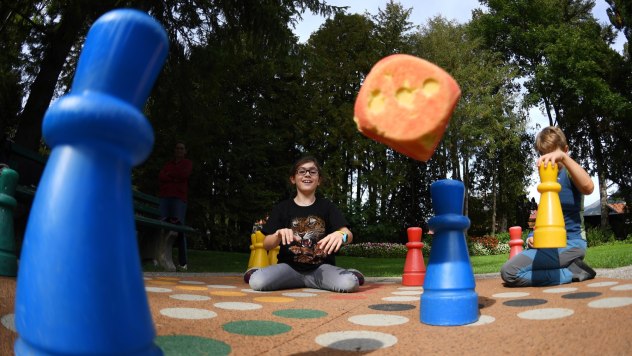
[133,189,197,271]
[1,140,196,271]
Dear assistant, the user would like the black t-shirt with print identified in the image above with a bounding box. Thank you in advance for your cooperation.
[262,197,349,272]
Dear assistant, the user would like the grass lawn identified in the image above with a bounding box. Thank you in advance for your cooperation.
[143,242,632,276]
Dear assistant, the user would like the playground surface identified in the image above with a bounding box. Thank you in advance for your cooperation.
[2,268,632,355]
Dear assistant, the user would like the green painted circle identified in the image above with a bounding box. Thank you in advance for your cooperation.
[155,335,231,355]
[273,309,328,319]
[223,320,291,336]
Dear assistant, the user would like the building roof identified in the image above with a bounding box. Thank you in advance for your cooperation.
[584,199,627,216]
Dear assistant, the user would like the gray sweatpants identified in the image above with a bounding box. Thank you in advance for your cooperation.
[249,263,359,293]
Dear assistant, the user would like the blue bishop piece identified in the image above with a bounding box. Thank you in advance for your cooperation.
[421,179,479,326]
[15,9,168,355]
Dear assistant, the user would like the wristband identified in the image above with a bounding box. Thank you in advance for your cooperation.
[337,230,348,244]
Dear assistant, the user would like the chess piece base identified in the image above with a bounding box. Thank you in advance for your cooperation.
[421,289,479,326]
[402,273,425,286]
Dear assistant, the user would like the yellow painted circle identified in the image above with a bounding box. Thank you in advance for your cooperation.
[254,296,295,303]
[147,280,177,286]
[210,291,247,297]
[176,285,209,291]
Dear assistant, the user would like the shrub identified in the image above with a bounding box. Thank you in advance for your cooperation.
[340,236,511,259]
[468,235,498,250]
[339,242,407,258]
[466,235,513,256]
[469,242,492,256]
[587,227,616,247]
[494,242,510,255]
[495,231,511,244]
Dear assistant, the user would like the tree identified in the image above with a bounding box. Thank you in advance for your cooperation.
[4,0,345,251]
[301,12,382,240]
[10,1,121,151]
[0,1,31,140]
[5,0,343,151]
[606,0,631,58]
[472,0,631,229]
[413,16,529,234]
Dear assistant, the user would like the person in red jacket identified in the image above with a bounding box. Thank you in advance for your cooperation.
[158,142,193,270]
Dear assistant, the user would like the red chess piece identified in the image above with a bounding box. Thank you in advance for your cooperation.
[508,226,524,259]
[402,227,426,286]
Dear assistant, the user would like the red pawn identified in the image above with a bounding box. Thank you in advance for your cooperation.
[508,226,524,259]
[402,227,426,286]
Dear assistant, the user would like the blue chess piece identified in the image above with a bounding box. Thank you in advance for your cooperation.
[14,9,168,355]
[421,179,479,326]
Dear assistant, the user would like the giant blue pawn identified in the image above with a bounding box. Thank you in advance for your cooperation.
[421,179,478,326]
[15,9,168,355]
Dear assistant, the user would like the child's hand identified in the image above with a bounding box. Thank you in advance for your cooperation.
[317,232,344,255]
[537,148,566,168]
[526,236,534,248]
[276,228,298,245]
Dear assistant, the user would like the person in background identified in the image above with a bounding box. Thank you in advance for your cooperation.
[246,156,364,292]
[158,142,193,271]
[501,126,595,286]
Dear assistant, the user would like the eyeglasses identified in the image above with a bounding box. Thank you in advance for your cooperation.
[296,168,319,176]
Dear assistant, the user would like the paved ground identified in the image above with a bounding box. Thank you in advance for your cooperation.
[2,267,632,355]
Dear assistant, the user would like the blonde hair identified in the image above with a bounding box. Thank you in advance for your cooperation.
[535,126,568,155]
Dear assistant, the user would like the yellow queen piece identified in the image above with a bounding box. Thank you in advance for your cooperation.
[533,163,566,248]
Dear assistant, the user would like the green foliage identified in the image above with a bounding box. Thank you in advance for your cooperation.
[353,223,401,244]
[340,236,510,258]
[472,0,632,235]
[495,231,511,244]
[339,242,408,258]
[606,0,632,58]
[587,227,617,247]
[467,235,510,256]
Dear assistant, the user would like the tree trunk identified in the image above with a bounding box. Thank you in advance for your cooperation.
[598,168,609,228]
[463,154,469,217]
[355,166,361,203]
[589,127,609,229]
[491,170,497,236]
[14,2,119,151]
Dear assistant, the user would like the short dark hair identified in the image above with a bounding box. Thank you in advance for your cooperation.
[290,156,322,177]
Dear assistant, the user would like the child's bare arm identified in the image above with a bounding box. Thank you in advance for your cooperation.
[537,149,594,195]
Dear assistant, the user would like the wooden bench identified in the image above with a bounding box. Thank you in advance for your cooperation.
[2,140,197,271]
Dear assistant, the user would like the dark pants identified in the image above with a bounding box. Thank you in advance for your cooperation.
[159,197,188,266]
[500,238,587,287]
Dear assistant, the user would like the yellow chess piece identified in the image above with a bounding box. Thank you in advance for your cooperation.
[268,244,280,265]
[247,232,256,269]
[251,230,270,268]
[533,163,566,248]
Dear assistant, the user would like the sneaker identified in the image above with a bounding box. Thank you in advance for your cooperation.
[243,268,258,284]
[569,258,596,282]
[348,268,365,286]
[177,264,188,272]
